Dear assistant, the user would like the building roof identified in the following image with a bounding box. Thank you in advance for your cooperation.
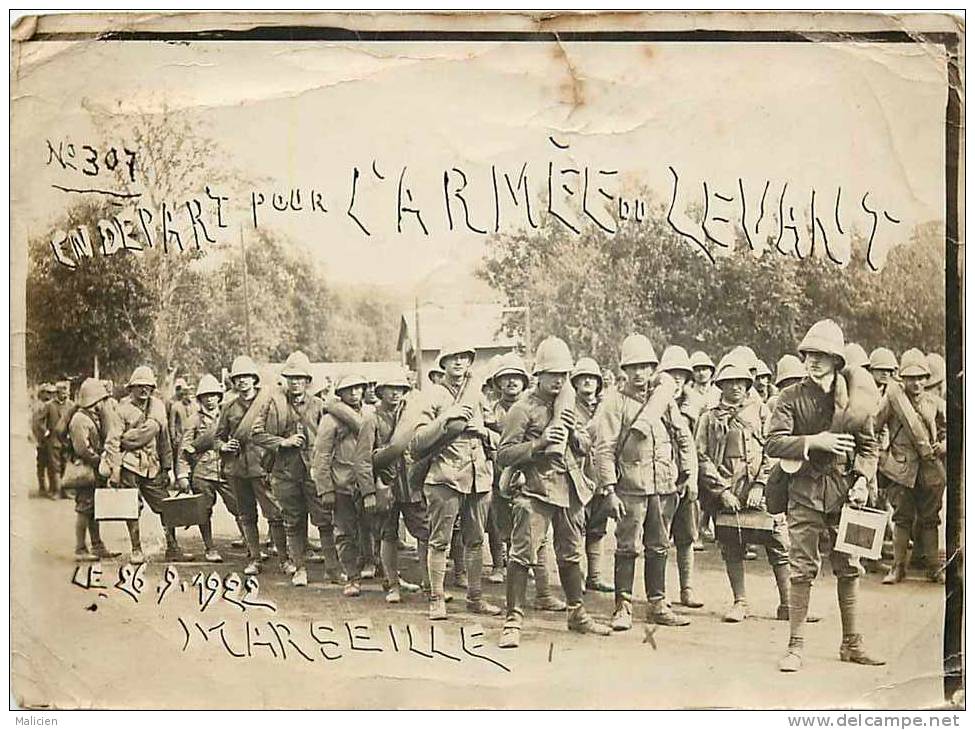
[397,303,521,355]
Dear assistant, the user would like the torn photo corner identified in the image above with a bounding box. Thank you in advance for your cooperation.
[9,10,964,710]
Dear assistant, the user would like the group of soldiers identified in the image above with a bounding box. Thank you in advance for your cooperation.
[32,317,948,672]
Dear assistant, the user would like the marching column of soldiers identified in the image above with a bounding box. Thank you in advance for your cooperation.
[32,318,948,672]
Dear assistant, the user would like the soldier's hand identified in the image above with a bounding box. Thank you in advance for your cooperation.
[542,423,567,445]
[560,409,577,430]
[176,477,191,493]
[320,491,336,507]
[848,476,869,507]
[807,431,856,456]
[720,490,741,512]
[362,493,377,514]
[933,442,947,458]
[444,404,472,422]
[183,445,196,455]
[167,470,176,488]
[745,486,764,510]
[221,438,240,453]
[607,492,626,521]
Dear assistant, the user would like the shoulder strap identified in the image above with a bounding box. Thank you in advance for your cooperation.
[615,393,652,462]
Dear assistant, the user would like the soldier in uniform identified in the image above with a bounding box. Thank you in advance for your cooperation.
[176,374,240,563]
[168,377,197,451]
[659,345,703,609]
[592,334,694,631]
[876,349,947,584]
[47,380,76,499]
[117,366,186,562]
[353,369,426,603]
[410,343,500,620]
[32,383,57,498]
[427,357,446,387]
[926,353,947,400]
[485,352,531,585]
[753,360,773,402]
[313,374,374,596]
[767,319,883,672]
[66,379,122,560]
[573,357,613,593]
[686,351,720,545]
[497,337,612,648]
[215,355,288,577]
[253,351,329,588]
[698,359,791,622]
[868,347,899,393]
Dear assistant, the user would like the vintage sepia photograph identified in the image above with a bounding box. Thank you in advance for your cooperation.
[8,10,964,711]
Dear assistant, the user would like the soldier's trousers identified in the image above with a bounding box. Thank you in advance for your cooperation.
[884,474,945,530]
[787,501,860,585]
[36,446,58,494]
[585,492,612,542]
[425,485,489,553]
[191,475,241,522]
[380,499,430,543]
[616,492,679,602]
[718,511,789,565]
[671,494,700,547]
[270,474,329,531]
[508,493,585,568]
[334,492,367,578]
[228,475,283,528]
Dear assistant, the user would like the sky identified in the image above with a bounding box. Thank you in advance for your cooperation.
[12,33,949,299]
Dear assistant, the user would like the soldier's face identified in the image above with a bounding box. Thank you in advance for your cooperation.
[573,375,599,397]
[233,375,257,392]
[338,385,364,407]
[131,385,152,403]
[903,375,926,397]
[602,370,616,387]
[669,371,690,389]
[803,351,839,379]
[719,378,750,404]
[537,371,566,396]
[871,369,893,386]
[199,394,221,410]
[429,371,444,385]
[378,386,406,408]
[692,366,712,384]
[498,374,526,398]
[56,388,68,402]
[443,354,473,379]
[286,376,309,396]
[756,375,771,389]
[622,362,653,391]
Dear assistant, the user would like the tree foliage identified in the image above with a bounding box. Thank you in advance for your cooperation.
[479,202,947,370]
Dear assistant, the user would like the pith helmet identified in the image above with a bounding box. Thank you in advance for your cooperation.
[230,355,260,381]
[899,348,930,378]
[533,336,574,374]
[571,357,603,386]
[730,345,760,371]
[927,353,946,387]
[438,343,477,369]
[620,334,658,368]
[798,319,846,366]
[78,378,110,409]
[40,382,56,394]
[755,360,773,378]
[174,377,190,391]
[376,369,411,392]
[281,351,313,380]
[690,351,715,371]
[493,352,530,384]
[195,374,224,399]
[335,374,369,393]
[659,345,693,375]
[774,355,806,386]
[427,364,445,381]
[714,361,754,385]
[715,350,754,379]
[868,347,898,372]
[127,366,157,389]
[844,343,870,370]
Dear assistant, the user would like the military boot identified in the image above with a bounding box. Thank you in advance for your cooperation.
[498,562,529,649]
[648,598,691,627]
[568,605,612,636]
[839,634,886,666]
